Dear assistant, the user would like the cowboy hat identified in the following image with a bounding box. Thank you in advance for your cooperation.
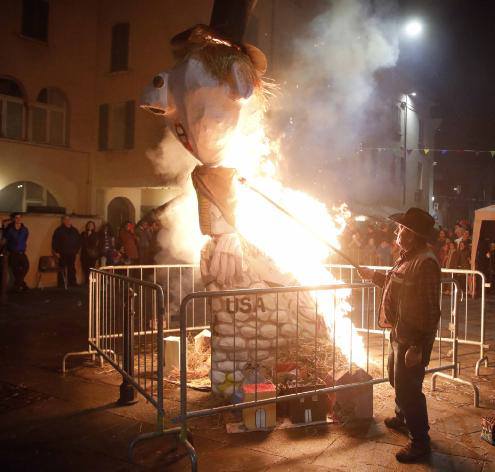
[389,207,436,240]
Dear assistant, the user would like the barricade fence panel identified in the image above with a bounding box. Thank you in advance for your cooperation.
[89,269,165,413]
[325,264,488,374]
[176,280,458,427]
[63,266,482,470]
[102,265,209,333]
[99,263,488,375]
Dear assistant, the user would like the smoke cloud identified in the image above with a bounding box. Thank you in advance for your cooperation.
[271,0,399,200]
[147,131,206,263]
[147,0,400,262]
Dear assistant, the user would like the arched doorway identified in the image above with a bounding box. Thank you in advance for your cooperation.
[107,197,135,234]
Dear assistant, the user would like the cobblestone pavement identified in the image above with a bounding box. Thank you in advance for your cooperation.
[1,288,495,471]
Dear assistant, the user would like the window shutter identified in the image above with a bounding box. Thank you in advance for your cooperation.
[98,104,109,150]
[124,100,135,149]
[22,0,49,42]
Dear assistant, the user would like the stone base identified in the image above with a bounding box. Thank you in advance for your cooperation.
[203,238,331,399]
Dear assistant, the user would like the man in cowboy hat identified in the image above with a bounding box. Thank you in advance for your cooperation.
[359,207,441,463]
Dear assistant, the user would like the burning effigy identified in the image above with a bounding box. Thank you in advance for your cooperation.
[141,24,367,399]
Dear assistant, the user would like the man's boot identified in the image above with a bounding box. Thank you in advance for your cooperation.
[384,416,408,433]
[395,440,431,463]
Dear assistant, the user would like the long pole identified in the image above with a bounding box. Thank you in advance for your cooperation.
[403,96,408,205]
[238,177,362,269]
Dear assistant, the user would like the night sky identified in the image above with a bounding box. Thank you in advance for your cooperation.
[399,0,495,148]
[397,0,495,218]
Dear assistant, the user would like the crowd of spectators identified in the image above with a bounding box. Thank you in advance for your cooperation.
[341,217,495,293]
[0,214,163,291]
[341,220,398,267]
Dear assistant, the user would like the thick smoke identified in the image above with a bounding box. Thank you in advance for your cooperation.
[272,0,399,199]
[146,129,197,187]
[147,0,399,262]
[147,131,206,263]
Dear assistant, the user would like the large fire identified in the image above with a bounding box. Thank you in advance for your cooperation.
[218,93,368,368]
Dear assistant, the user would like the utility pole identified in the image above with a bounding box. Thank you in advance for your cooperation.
[401,96,408,206]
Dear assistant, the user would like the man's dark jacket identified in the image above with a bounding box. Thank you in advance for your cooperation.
[372,246,441,348]
[52,225,81,255]
[4,223,29,253]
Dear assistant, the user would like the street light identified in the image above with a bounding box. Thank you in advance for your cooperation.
[399,19,423,205]
[400,92,417,205]
[403,19,423,38]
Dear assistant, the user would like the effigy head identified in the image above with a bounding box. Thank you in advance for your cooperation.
[141,24,267,166]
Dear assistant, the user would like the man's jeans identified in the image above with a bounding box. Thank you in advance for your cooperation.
[59,253,77,286]
[387,340,430,443]
[9,252,29,289]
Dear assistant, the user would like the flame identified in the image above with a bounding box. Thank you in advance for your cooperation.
[219,94,368,368]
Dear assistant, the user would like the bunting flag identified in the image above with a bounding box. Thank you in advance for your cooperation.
[361,147,495,157]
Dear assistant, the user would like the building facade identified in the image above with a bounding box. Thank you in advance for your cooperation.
[349,82,440,217]
[0,0,213,227]
[1,0,439,246]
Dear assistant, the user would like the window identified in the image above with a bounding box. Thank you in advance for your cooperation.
[0,78,25,140]
[21,0,49,41]
[392,103,401,137]
[110,23,130,72]
[417,162,423,190]
[418,118,424,148]
[0,181,58,212]
[389,155,398,183]
[98,101,134,150]
[30,88,68,145]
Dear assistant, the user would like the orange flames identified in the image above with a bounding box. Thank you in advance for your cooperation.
[219,94,368,367]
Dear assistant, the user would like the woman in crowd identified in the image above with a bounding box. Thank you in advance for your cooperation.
[437,238,450,267]
[97,223,115,266]
[443,241,456,269]
[119,221,139,265]
[450,240,471,295]
[80,220,99,283]
[361,237,377,265]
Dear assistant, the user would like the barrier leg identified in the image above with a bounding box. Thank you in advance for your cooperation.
[62,350,95,374]
[184,438,198,472]
[431,372,480,408]
[128,428,196,469]
[475,355,489,376]
[118,294,137,405]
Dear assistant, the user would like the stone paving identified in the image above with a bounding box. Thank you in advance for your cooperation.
[1,288,495,471]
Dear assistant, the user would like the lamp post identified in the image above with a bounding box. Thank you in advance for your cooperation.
[399,18,423,206]
[401,96,408,206]
[400,92,417,206]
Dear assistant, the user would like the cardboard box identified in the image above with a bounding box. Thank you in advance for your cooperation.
[282,384,329,424]
[242,383,276,430]
[329,368,373,420]
[164,336,180,376]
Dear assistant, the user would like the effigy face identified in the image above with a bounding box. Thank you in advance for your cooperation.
[141,30,260,166]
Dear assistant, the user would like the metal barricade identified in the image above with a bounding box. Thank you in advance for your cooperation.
[98,264,210,333]
[99,263,489,375]
[62,269,179,457]
[62,265,483,469]
[171,278,478,472]
[326,264,489,375]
